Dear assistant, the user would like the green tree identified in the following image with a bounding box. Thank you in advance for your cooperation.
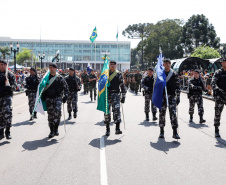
[130,48,138,67]
[144,19,184,65]
[0,46,11,59]
[122,23,150,69]
[181,14,220,53]
[191,45,221,59]
[16,48,33,66]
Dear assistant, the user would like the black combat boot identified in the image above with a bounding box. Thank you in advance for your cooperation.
[215,126,221,138]
[74,112,77,118]
[199,115,206,124]
[172,127,180,139]
[0,128,4,140]
[68,112,72,120]
[34,112,37,119]
[159,127,164,138]
[145,112,149,121]
[115,122,122,135]
[91,96,93,101]
[5,127,12,140]
[153,112,158,121]
[105,124,110,136]
[54,123,59,136]
[84,91,86,95]
[94,96,96,101]
[29,112,33,121]
[48,125,55,138]
[189,114,193,123]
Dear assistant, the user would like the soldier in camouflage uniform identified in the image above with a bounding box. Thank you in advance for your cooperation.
[158,59,181,139]
[65,68,81,120]
[141,67,157,121]
[211,58,226,137]
[89,69,97,101]
[0,59,17,140]
[81,70,89,94]
[25,67,40,120]
[42,63,69,138]
[104,60,127,136]
[188,69,206,123]
[134,70,142,94]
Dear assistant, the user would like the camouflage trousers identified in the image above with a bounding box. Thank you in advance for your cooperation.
[67,91,78,113]
[159,95,178,128]
[83,82,89,92]
[27,91,36,114]
[46,97,62,127]
[214,95,226,127]
[134,82,140,93]
[144,93,157,113]
[104,93,121,124]
[0,95,12,129]
[189,95,204,116]
[89,86,97,98]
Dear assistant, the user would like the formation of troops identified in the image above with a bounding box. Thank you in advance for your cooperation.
[0,57,226,141]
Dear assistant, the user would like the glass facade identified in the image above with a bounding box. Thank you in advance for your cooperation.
[0,37,130,70]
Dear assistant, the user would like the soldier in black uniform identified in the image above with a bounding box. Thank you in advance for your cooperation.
[0,59,17,140]
[89,69,97,101]
[42,63,69,138]
[141,67,157,121]
[188,69,206,123]
[25,67,40,120]
[104,60,127,136]
[211,58,226,137]
[158,59,181,139]
[65,68,81,120]
[81,70,89,94]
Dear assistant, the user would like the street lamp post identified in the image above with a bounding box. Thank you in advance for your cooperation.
[10,42,20,72]
[220,45,226,58]
[39,52,45,69]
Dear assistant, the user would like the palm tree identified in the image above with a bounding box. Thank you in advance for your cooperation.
[0,46,11,59]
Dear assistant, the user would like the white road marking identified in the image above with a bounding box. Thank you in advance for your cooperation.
[14,103,27,110]
[100,135,108,185]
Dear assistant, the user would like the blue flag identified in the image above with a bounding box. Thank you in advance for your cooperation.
[152,53,166,110]
[87,61,92,74]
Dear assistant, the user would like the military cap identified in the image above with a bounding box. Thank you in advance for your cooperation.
[0,59,7,64]
[221,58,226,62]
[110,60,117,64]
[163,58,171,63]
[49,63,57,68]
[148,67,154,71]
[69,67,75,71]
[194,69,200,73]
[30,67,36,73]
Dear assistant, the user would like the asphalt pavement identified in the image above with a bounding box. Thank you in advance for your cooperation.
[1,89,226,185]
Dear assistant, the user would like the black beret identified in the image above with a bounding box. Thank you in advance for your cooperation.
[30,67,36,73]
[0,59,7,64]
[69,67,75,71]
[163,58,171,63]
[221,58,226,62]
[194,69,200,73]
[49,63,57,68]
[148,67,154,71]
[110,60,116,64]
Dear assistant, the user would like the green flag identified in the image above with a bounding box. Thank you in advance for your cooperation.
[90,27,98,43]
[97,56,109,114]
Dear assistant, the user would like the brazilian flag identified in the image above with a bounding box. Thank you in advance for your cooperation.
[90,27,98,43]
[97,57,109,114]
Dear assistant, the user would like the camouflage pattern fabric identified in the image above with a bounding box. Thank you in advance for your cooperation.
[214,96,226,126]
[144,93,157,113]
[188,95,204,116]
[0,95,12,129]
[67,92,78,113]
[27,92,36,114]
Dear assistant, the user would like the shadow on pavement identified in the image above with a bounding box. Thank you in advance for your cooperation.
[188,122,209,129]
[139,121,158,127]
[22,137,58,151]
[13,120,35,127]
[95,121,114,127]
[59,120,75,125]
[81,101,96,104]
[89,138,100,149]
[215,137,226,149]
[89,137,122,149]
[150,138,180,154]
[0,141,10,146]
[105,138,122,146]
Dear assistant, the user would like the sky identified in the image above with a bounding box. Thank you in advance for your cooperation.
[1,0,226,48]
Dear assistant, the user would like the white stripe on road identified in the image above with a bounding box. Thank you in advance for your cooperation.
[14,103,27,110]
[100,135,108,185]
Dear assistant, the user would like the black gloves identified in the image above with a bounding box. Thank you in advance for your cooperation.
[4,86,12,92]
[121,97,125,104]
[176,96,180,105]
[62,96,67,103]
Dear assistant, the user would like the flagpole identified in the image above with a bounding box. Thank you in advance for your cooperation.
[117,25,119,65]
[95,41,96,66]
